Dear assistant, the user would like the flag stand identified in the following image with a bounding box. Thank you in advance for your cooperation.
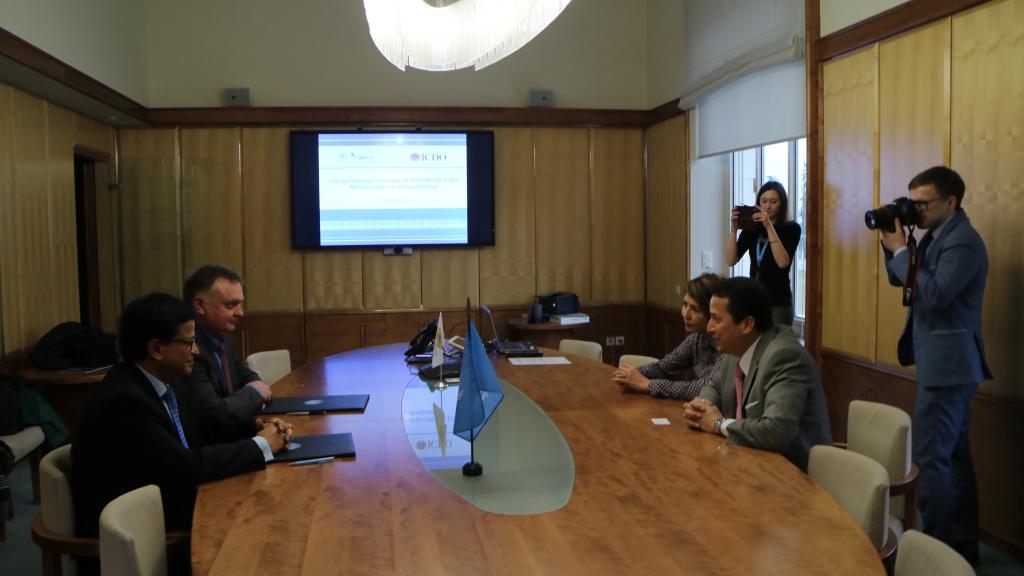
[461,296,483,477]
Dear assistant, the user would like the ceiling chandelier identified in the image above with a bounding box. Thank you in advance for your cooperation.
[364,0,574,71]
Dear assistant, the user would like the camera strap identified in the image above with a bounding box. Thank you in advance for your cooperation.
[902,232,918,307]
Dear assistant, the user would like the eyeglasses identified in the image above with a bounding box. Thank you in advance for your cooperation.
[170,337,197,348]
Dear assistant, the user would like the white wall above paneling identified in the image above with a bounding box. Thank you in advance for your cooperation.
[820,0,911,37]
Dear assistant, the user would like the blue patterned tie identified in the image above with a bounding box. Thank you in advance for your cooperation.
[161,387,190,448]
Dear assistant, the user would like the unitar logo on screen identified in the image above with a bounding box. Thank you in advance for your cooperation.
[409,153,447,161]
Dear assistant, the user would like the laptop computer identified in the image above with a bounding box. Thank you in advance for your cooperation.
[481,304,542,356]
[260,394,369,415]
[269,432,356,463]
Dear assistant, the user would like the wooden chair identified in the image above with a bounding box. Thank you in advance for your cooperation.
[617,354,659,368]
[558,339,603,362]
[0,425,45,541]
[895,530,976,576]
[100,485,167,576]
[839,400,919,536]
[246,349,292,387]
[31,444,188,576]
[808,445,898,566]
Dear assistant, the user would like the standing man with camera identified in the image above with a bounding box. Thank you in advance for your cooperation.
[878,166,990,565]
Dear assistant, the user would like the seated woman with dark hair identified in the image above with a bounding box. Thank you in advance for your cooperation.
[612,273,723,401]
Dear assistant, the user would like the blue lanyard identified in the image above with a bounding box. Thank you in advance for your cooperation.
[755,236,770,268]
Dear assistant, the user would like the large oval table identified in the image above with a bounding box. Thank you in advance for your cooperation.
[192,343,884,575]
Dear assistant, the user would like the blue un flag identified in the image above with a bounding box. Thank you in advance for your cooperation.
[454,320,504,442]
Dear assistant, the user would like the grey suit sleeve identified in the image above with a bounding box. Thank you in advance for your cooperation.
[724,346,812,454]
[882,246,904,287]
[228,341,262,386]
[185,353,264,424]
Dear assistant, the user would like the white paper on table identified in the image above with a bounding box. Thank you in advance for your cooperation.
[507,356,572,366]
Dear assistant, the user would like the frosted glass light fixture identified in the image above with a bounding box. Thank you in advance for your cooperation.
[364,0,573,71]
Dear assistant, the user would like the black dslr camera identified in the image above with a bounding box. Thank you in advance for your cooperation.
[864,197,920,232]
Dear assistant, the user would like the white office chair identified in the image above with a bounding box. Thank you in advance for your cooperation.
[808,445,896,562]
[558,339,603,362]
[99,485,167,576]
[895,530,976,576]
[34,444,86,576]
[246,349,292,387]
[618,354,658,368]
[844,400,917,537]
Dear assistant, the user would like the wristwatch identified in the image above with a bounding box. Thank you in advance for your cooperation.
[713,417,725,435]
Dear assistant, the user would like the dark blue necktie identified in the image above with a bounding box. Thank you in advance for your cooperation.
[161,387,190,448]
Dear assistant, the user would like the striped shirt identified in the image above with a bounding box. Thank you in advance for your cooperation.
[638,331,723,401]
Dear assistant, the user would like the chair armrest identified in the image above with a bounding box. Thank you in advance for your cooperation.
[832,442,848,450]
[31,514,100,557]
[889,464,918,496]
[32,514,192,556]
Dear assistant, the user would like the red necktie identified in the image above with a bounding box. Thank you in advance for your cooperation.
[734,364,744,420]
[219,345,234,393]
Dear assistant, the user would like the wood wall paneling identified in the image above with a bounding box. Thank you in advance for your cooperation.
[46,103,80,328]
[74,113,115,156]
[951,0,1024,402]
[180,128,244,277]
[821,47,879,361]
[11,89,57,346]
[119,128,182,301]
[362,250,422,310]
[590,128,645,304]
[241,128,304,312]
[534,128,592,301]
[421,248,480,309]
[645,115,688,310]
[93,157,119,333]
[0,84,15,352]
[876,19,950,369]
[302,251,364,311]
[236,313,305,368]
[478,127,536,306]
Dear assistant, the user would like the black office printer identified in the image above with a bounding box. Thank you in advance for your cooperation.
[538,292,579,316]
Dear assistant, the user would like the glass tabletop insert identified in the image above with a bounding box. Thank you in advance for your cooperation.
[401,376,575,515]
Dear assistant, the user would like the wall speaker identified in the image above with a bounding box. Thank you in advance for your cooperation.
[528,89,554,108]
[223,88,251,107]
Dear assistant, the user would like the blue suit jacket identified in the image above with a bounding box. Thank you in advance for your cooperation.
[884,210,992,386]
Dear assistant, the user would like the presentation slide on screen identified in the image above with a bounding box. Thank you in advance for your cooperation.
[318,133,469,246]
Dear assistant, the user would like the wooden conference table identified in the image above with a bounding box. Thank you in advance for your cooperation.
[192,343,883,576]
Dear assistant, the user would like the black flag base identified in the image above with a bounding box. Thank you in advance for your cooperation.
[462,461,483,476]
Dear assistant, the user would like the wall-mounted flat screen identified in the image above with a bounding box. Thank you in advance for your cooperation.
[290,130,495,249]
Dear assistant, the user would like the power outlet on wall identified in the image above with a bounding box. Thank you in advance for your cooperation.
[614,336,624,346]
[605,336,615,347]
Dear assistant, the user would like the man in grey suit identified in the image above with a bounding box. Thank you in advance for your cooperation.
[181,265,272,428]
[880,166,990,564]
[684,277,831,471]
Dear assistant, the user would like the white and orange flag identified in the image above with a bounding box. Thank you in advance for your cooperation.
[431,311,446,368]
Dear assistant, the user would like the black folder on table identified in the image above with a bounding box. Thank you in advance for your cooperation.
[260,394,369,415]
[269,433,356,463]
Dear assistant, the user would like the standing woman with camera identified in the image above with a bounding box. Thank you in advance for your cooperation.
[726,181,801,326]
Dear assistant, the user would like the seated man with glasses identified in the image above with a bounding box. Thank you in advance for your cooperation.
[72,293,292,554]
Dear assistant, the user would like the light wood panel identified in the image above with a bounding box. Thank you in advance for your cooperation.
[952,0,1024,401]
[119,128,181,301]
[46,104,80,327]
[302,251,364,310]
[876,20,950,369]
[478,127,536,306]
[421,248,479,309]
[590,128,644,304]
[180,128,243,277]
[11,89,57,347]
[362,250,422,310]
[822,47,878,361]
[645,114,688,310]
[0,84,15,352]
[534,128,591,301]
[74,113,114,155]
[241,128,303,312]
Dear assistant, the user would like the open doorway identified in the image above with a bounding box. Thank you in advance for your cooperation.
[74,154,101,327]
